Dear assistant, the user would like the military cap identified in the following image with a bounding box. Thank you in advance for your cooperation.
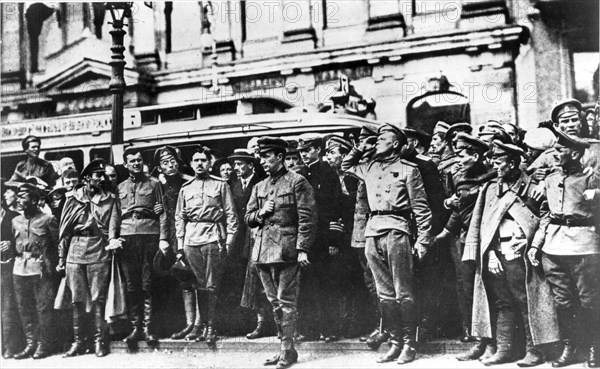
[478,120,504,137]
[491,140,524,158]
[326,136,353,153]
[18,182,41,199]
[433,121,451,135]
[285,140,300,155]
[554,129,590,152]
[228,148,256,163]
[359,126,377,140]
[586,108,596,116]
[48,187,68,201]
[153,249,177,278]
[257,137,288,154]
[454,132,489,153]
[551,99,582,122]
[403,127,431,141]
[21,135,41,150]
[523,128,556,151]
[81,159,107,178]
[445,123,473,143]
[378,123,407,144]
[298,133,323,151]
[154,145,182,166]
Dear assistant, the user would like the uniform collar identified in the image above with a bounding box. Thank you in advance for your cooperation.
[498,170,525,196]
[270,167,288,183]
[73,186,110,204]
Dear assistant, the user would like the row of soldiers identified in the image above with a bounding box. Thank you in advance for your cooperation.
[1,98,599,368]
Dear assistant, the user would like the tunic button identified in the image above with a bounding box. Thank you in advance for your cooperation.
[270,222,275,226]
[270,190,274,195]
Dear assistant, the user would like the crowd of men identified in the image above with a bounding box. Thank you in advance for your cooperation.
[1,98,599,369]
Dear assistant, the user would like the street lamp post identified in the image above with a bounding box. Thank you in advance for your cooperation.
[106,2,132,164]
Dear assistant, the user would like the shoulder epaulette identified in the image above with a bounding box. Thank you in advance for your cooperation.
[400,159,418,167]
[209,174,226,182]
[415,154,433,163]
[181,178,195,187]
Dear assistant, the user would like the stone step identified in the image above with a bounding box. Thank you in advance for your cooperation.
[109,337,472,355]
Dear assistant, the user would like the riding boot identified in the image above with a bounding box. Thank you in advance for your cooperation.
[517,313,543,367]
[377,300,402,363]
[205,292,218,345]
[397,302,417,365]
[583,307,600,368]
[124,293,144,343]
[553,308,579,368]
[14,324,37,360]
[276,323,298,369]
[142,292,158,344]
[247,310,266,339]
[366,301,389,350]
[94,303,108,357]
[63,302,86,357]
[481,309,516,366]
[171,290,196,340]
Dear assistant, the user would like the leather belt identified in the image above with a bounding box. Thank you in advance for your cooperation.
[123,211,158,220]
[369,209,412,220]
[15,252,40,259]
[550,217,596,227]
[74,230,92,237]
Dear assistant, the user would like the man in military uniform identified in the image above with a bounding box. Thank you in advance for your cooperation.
[529,99,600,181]
[349,127,384,346]
[435,132,496,347]
[529,130,600,368]
[175,146,238,346]
[229,149,269,339]
[57,159,121,357]
[150,146,200,341]
[10,135,59,188]
[427,121,450,165]
[118,148,169,345]
[245,137,316,369]
[342,124,432,365]
[11,183,59,360]
[402,128,448,342]
[463,141,558,366]
[297,133,343,342]
[1,180,22,359]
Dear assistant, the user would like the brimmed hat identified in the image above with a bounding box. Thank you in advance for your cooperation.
[228,149,256,163]
[17,182,41,199]
[378,123,407,144]
[359,126,377,140]
[403,127,431,143]
[551,99,582,122]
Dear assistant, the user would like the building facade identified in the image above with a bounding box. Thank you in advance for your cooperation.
[1,1,598,165]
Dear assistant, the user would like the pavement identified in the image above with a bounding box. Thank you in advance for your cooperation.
[0,338,591,369]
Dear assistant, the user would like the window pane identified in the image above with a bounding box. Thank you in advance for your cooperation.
[245,0,282,41]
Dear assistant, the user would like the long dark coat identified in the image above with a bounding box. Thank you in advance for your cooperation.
[463,173,559,345]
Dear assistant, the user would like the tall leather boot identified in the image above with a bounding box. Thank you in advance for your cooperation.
[377,300,402,363]
[397,302,417,365]
[94,303,108,357]
[142,292,158,344]
[583,307,599,368]
[247,309,266,339]
[366,302,390,350]
[481,309,516,366]
[276,323,298,369]
[13,323,37,360]
[171,289,195,340]
[265,308,285,366]
[124,293,144,343]
[205,292,218,345]
[553,308,578,368]
[517,313,543,367]
[63,302,86,357]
